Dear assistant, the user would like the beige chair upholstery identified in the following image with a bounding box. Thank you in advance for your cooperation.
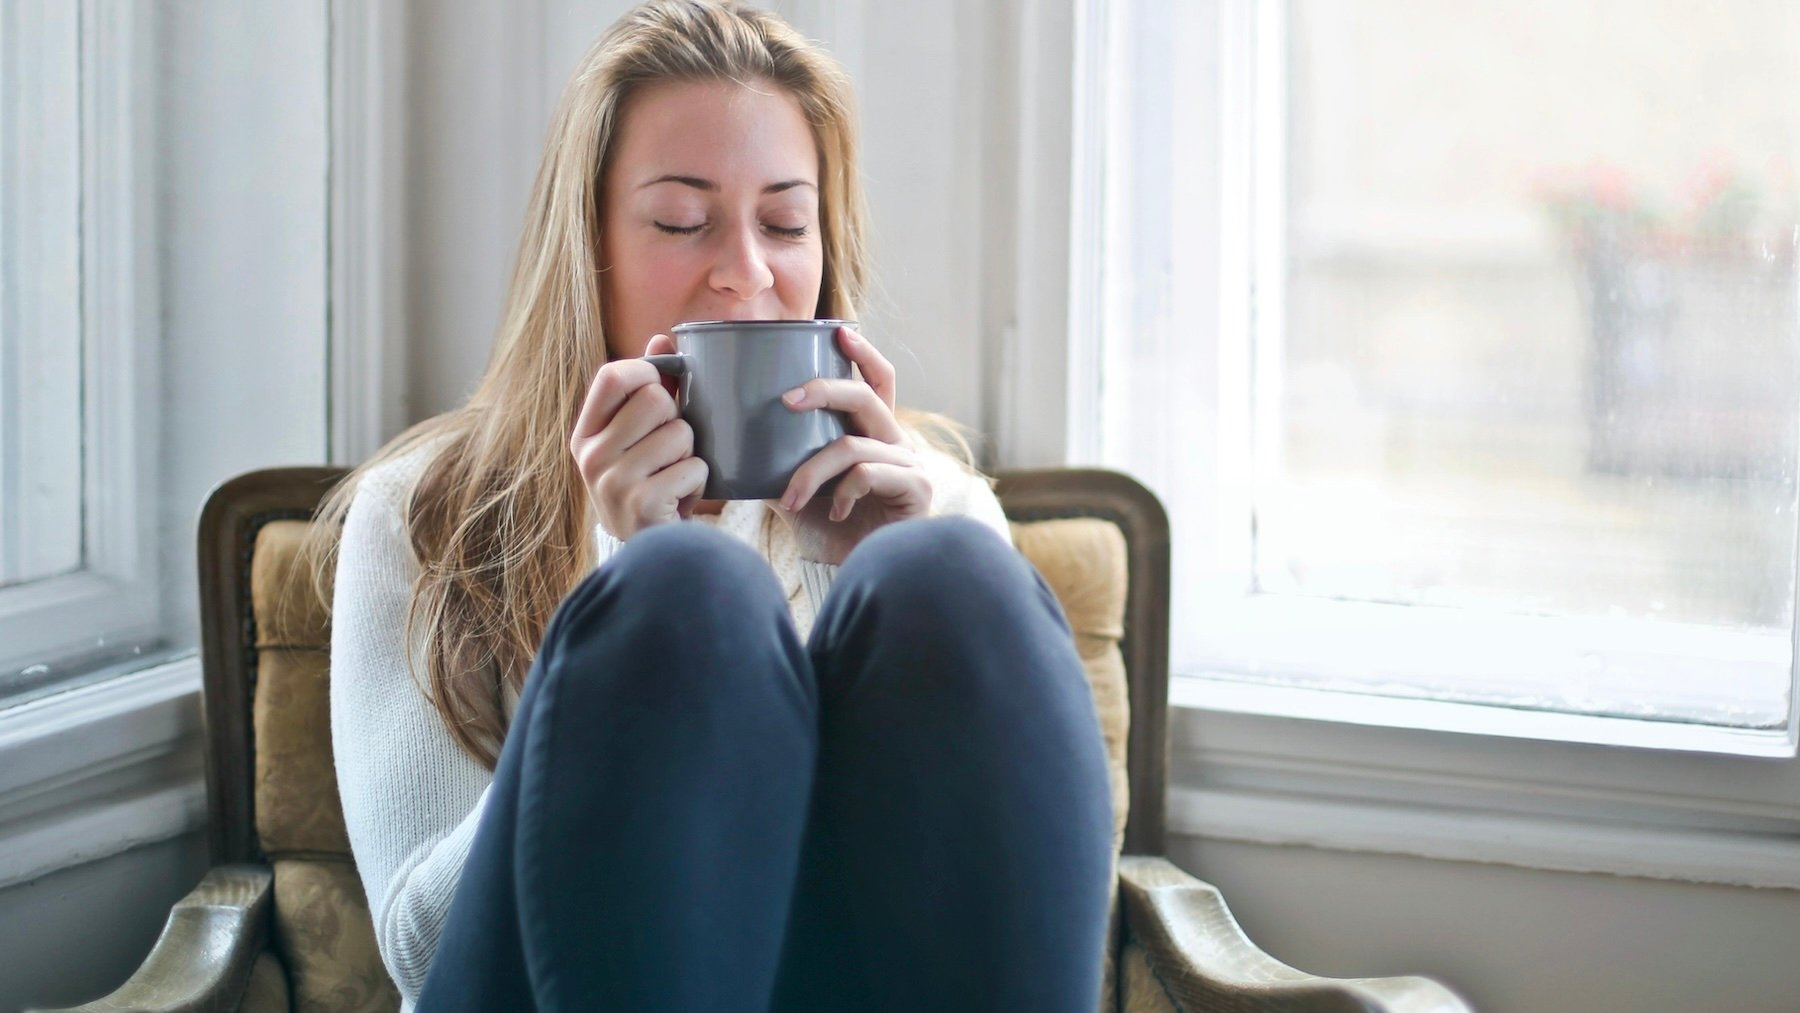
[39,467,1470,1013]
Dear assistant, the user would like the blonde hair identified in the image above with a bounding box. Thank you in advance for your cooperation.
[304,0,895,770]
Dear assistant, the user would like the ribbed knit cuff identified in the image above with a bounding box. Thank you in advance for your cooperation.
[593,523,627,567]
[798,558,838,617]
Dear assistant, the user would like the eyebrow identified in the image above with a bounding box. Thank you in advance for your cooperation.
[638,174,816,195]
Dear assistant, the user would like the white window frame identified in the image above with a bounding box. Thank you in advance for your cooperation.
[1042,0,1800,888]
[0,0,206,897]
[0,0,162,690]
[0,0,391,895]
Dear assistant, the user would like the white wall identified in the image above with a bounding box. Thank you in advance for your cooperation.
[1175,838,1800,1013]
[155,0,331,648]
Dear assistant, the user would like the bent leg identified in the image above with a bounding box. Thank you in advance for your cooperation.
[419,523,817,1012]
[773,518,1115,1012]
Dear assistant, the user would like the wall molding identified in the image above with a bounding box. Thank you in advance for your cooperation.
[996,0,1079,469]
[328,0,411,466]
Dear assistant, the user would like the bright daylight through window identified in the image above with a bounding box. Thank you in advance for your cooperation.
[1092,0,1800,750]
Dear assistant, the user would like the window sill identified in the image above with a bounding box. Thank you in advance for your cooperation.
[0,656,206,890]
[1168,677,1800,891]
[1174,674,1796,758]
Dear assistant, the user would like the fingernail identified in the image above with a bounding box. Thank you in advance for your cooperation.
[780,490,797,512]
[782,387,807,406]
[829,502,846,522]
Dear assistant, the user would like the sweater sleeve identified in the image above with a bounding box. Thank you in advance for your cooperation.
[329,472,494,1003]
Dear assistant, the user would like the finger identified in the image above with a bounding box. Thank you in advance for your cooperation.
[571,356,665,444]
[830,462,930,522]
[627,454,707,525]
[608,416,695,487]
[778,435,915,510]
[643,453,708,507]
[573,382,680,482]
[836,327,896,411]
[780,376,906,444]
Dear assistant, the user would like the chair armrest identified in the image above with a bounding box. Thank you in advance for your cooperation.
[1119,856,1472,1012]
[31,864,275,1013]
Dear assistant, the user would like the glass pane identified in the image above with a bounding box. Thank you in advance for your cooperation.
[0,1,84,589]
[1265,1,1800,648]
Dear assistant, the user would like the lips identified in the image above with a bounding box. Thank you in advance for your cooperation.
[687,308,800,322]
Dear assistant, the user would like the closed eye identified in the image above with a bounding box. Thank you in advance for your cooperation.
[652,221,812,239]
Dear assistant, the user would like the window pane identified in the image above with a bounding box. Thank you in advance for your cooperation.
[1266,0,1800,651]
[0,2,84,589]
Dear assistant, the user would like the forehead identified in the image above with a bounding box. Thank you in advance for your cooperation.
[607,79,818,189]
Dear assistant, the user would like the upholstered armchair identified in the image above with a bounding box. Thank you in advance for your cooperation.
[37,466,1469,1012]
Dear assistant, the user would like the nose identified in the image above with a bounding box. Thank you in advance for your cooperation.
[707,221,775,302]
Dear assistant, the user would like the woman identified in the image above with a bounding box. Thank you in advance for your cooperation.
[315,2,1113,1010]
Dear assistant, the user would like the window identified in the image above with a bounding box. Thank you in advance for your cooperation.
[1079,0,1800,755]
[0,1,333,895]
[2,3,82,589]
[0,1,336,711]
[0,1,162,700]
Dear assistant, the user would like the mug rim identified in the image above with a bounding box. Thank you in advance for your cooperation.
[671,318,857,335]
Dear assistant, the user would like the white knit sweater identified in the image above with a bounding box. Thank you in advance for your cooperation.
[328,439,1011,1008]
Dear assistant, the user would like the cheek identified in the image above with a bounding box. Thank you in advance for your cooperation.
[770,244,826,311]
[611,245,704,319]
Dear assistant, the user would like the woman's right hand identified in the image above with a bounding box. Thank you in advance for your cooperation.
[569,333,707,540]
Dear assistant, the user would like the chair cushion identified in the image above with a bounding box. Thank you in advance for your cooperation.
[255,646,351,856]
[1011,518,1133,856]
[239,948,293,1013]
[253,519,333,649]
[270,858,400,1013]
[253,519,352,857]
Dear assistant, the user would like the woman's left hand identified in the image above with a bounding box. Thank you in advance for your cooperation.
[769,326,932,565]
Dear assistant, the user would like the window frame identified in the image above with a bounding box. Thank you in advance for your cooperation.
[1059,0,1800,887]
[0,0,163,691]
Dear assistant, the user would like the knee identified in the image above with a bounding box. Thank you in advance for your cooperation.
[605,522,773,597]
[529,522,810,721]
[547,522,786,649]
[836,516,1053,632]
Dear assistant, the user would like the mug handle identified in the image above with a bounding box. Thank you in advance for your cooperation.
[641,353,689,377]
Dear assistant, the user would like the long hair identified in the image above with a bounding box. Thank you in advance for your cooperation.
[303,1,875,770]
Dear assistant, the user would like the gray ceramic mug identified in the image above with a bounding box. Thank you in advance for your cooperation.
[643,319,856,500]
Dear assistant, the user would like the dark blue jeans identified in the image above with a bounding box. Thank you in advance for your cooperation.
[415,517,1114,1012]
